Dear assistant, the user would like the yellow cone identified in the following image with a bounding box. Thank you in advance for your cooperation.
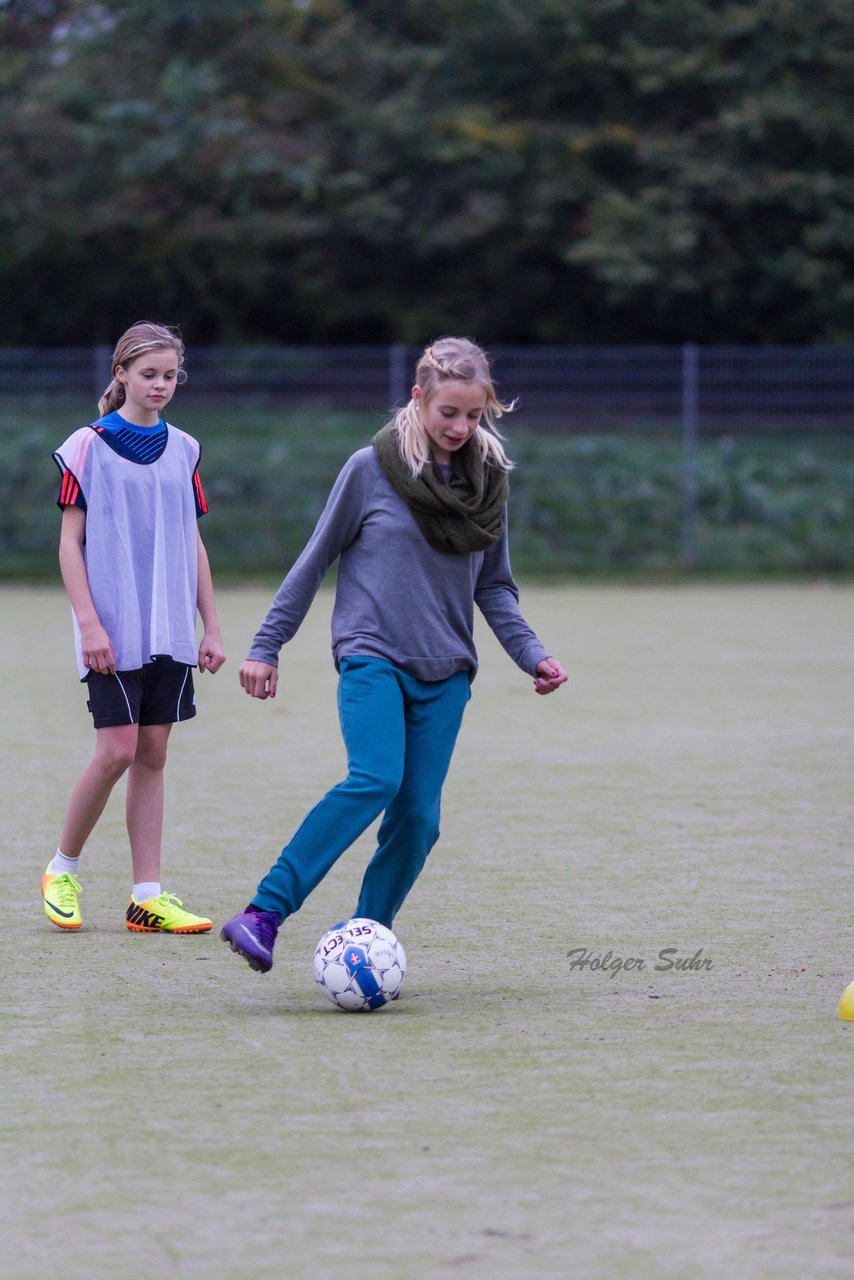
[838,980,854,1021]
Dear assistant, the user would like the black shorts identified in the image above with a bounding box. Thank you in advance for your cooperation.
[85,657,196,729]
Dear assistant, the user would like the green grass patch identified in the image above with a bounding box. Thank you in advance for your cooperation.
[2,399,853,577]
[4,583,854,1278]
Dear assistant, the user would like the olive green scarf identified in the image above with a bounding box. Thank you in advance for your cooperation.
[373,424,509,555]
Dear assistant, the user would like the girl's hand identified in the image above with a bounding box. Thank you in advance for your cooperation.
[198,630,226,674]
[239,659,278,700]
[533,657,567,695]
[80,622,116,675]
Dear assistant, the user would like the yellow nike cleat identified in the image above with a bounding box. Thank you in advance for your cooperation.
[125,892,212,934]
[42,869,83,930]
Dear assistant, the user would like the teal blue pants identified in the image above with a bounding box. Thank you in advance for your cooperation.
[252,656,471,928]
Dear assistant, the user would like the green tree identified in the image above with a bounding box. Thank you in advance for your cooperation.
[1,0,853,343]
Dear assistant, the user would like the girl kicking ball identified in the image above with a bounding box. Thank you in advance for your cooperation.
[43,322,226,934]
[221,336,565,973]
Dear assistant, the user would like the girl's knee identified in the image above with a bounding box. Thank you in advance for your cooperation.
[93,740,137,779]
[134,737,169,772]
[412,811,440,847]
[133,725,172,772]
[350,765,401,810]
[394,804,440,849]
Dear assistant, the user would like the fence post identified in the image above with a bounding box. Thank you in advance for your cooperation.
[388,343,408,412]
[94,344,111,404]
[681,343,700,569]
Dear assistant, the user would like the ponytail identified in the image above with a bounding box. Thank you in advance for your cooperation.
[98,377,126,417]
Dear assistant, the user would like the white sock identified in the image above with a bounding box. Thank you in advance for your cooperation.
[132,882,161,903]
[49,849,80,875]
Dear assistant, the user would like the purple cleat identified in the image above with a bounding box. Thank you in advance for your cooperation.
[220,904,280,973]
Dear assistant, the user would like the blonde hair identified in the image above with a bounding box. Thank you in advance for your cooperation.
[98,321,187,416]
[391,336,515,477]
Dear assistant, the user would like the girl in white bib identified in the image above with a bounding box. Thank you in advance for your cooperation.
[43,322,226,934]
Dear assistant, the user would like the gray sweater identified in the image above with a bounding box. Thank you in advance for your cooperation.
[247,447,550,682]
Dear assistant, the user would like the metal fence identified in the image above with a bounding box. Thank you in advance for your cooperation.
[2,343,854,433]
[3,345,850,576]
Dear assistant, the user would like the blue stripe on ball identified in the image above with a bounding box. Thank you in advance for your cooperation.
[343,945,386,1008]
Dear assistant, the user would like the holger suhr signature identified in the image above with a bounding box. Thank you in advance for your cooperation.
[566,946,713,975]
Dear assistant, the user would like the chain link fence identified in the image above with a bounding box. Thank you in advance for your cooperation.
[2,343,854,430]
[2,345,853,574]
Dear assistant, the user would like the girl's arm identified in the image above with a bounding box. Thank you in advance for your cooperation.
[196,528,226,674]
[475,528,567,695]
[239,450,373,700]
[58,506,116,674]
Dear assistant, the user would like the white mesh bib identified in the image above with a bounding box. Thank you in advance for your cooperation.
[54,425,201,679]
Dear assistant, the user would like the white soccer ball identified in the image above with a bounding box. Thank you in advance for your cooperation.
[313,918,407,1011]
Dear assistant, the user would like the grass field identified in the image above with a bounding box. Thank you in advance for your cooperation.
[2,583,853,1279]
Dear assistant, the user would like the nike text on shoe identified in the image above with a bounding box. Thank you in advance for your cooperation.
[220,905,280,973]
[125,892,212,933]
[42,869,83,930]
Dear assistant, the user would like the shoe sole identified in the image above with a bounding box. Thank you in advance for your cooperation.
[45,913,82,930]
[126,921,212,933]
[221,929,272,973]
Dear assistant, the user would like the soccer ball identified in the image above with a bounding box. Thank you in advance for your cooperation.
[313,918,407,1012]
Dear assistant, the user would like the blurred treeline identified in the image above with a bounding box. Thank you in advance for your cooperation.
[2,0,853,347]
